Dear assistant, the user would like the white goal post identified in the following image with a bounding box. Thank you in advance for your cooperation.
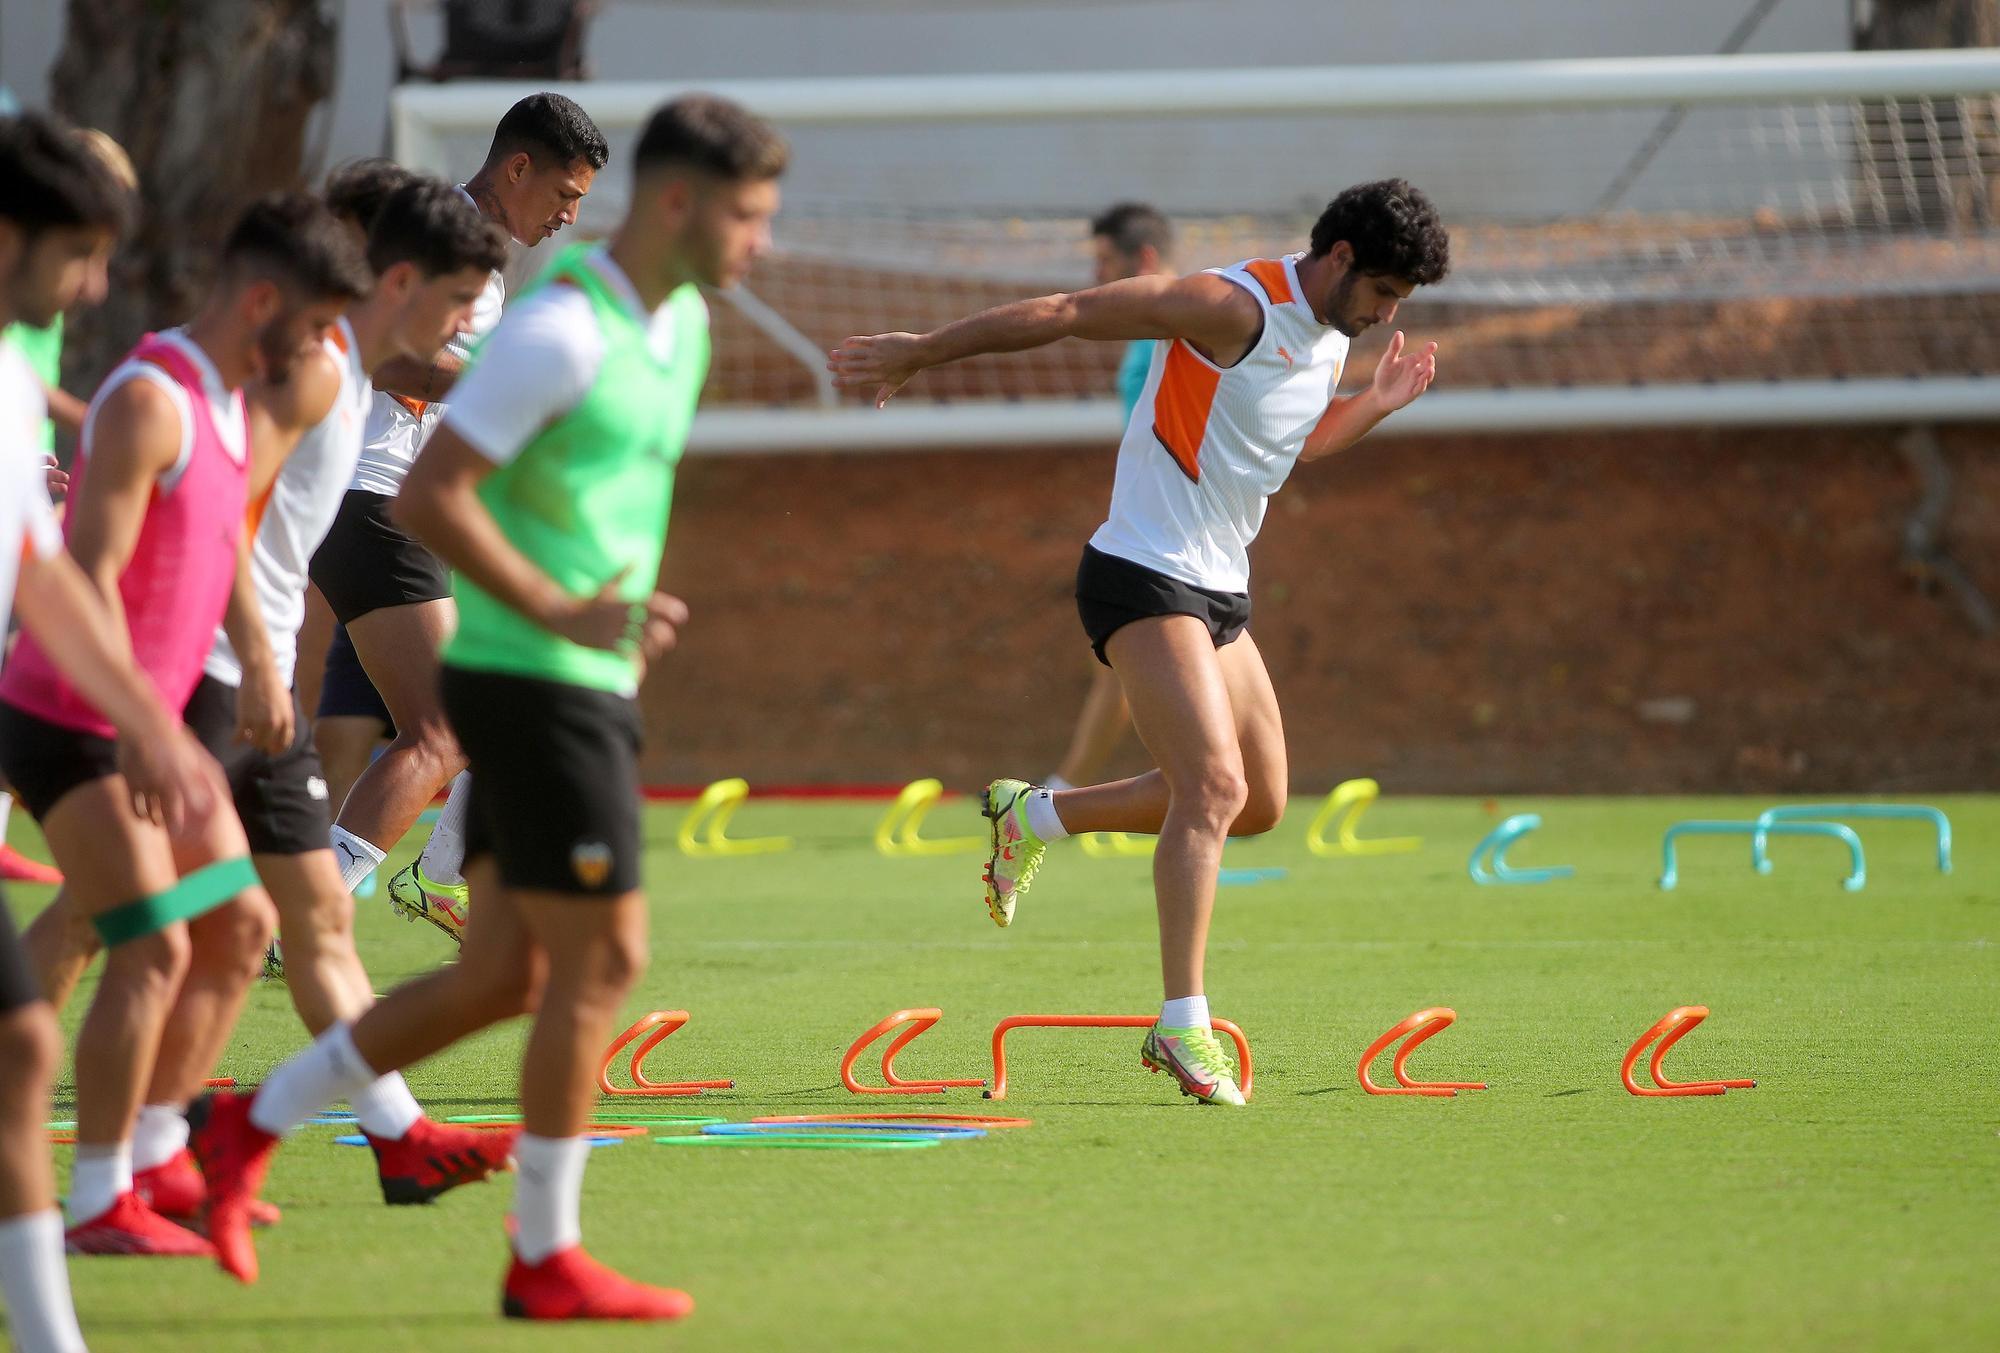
[393,49,2000,453]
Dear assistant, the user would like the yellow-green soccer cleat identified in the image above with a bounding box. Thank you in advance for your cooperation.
[1140,1025,1247,1106]
[980,778,1049,927]
[261,940,284,982]
[387,861,468,946]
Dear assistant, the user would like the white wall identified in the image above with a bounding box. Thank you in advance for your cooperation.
[4,0,1850,168]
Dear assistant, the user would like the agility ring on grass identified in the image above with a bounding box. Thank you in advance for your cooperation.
[1077,831,1155,857]
[1357,1007,1488,1097]
[599,1010,735,1097]
[1750,803,1951,876]
[874,778,983,857]
[984,1014,1253,1102]
[1658,819,1865,891]
[841,1007,987,1094]
[1468,813,1572,885]
[1621,1005,1756,1097]
[677,777,793,857]
[753,1113,1033,1129]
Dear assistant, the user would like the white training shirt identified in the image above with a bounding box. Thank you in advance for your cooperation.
[1089,252,1349,593]
[445,246,696,466]
[350,188,506,496]
[0,340,64,655]
[206,317,371,689]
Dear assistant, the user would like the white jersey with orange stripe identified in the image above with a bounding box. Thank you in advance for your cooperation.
[1088,252,1348,594]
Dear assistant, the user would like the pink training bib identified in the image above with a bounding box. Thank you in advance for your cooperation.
[0,333,249,739]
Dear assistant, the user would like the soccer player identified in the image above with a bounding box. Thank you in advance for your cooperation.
[1044,203,1176,794]
[0,108,218,1353]
[0,192,369,1258]
[21,179,520,1217]
[832,179,1449,1107]
[0,128,139,889]
[192,96,786,1316]
[308,95,607,946]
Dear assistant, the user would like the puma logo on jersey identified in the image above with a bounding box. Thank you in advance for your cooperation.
[1277,346,1294,369]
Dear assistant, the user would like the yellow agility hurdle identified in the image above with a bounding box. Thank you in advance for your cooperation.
[676,778,793,857]
[1305,778,1422,857]
[875,778,984,857]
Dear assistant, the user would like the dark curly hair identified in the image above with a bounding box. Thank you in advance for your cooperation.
[1308,178,1450,285]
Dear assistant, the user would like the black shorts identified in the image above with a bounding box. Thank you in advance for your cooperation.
[0,698,119,822]
[308,490,451,626]
[183,675,332,857]
[1,889,42,1012]
[316,622,394,729]
[441,665,642,897]
[1074,545,1252,666]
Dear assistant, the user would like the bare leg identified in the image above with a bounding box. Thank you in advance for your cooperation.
[258,850,377,1032]
[0,1002,62,1216]
[1052,663,1131,787]
[314,717,387,821]
[19,888,100,1013]
[337,598,464,850]
[514,888,649,1138]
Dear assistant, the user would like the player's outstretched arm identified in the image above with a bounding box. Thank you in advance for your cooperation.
[64,378,183,621]
[14,547,218,832]
[828,272,1261,408]
[1299,330,1439,462]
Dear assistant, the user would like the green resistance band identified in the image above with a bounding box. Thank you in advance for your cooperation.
[93,857,259,947]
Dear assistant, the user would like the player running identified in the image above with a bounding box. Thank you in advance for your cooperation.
[308,95,607,946]
[0,108,219,1353]
[192,96,787,1318]
[831,179,1450,1107]
[0,192,369,1259]
[22,178,520,1219]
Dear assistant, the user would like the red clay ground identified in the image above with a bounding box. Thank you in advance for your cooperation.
[635,422,2000,794]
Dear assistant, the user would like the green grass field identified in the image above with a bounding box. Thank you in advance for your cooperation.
[11,794,2000,1351]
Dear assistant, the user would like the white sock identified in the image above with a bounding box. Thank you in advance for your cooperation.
[418,772,472,887]
[249,1022,380,1137]
[0,790,13,840]
[1024,785,1070,842]
[131,1103,189,1172]
[511,1133,588,1265]
[1160,995,1211,1031]
[68,1143,132,1225]
[1043,774,1073,793]
[328,825,386,893]
[350,1072,423,1141]
[0,1210,87,1353]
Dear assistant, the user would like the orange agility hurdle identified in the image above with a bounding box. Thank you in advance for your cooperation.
[599,1011,734,1098]
[841,1008,987,1095]
[983,1014,1253,1102]
[1358,1007,1487,1097]
[1622,1005,1756,1097]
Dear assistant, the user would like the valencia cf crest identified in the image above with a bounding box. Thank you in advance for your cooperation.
[570,840,613,888]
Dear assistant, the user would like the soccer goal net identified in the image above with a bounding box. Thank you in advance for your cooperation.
[393,49,2000,452]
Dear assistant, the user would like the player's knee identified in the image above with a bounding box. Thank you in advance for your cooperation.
[1178,763,1250,832]
[193,894,276,980]
[0,1003,62,1092]
[1235,785,1288,837]
[104,924,193,996]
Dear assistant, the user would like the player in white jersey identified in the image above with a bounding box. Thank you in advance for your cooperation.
[0,110,217,1353]
[20,179,522,1221]
[307,94,607,944]
[833,178,1450,1106]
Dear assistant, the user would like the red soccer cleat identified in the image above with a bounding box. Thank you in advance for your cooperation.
[0,845,61,885]
[186,1092,277,1283]
[502,1245,695,1322]
[367,1118,517,1206]
[135,1149,282,1229]
[64,1192,213,1257]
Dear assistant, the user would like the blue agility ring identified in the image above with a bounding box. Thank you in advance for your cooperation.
[1750,804,1951,876]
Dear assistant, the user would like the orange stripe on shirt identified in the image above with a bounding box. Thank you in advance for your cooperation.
[1150,340,1220,483]
[1242,258,1294,306]
[390,393,427,418]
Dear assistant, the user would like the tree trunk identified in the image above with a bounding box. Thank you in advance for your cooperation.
[1851,1,2000,227]
[49,1,337,394]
